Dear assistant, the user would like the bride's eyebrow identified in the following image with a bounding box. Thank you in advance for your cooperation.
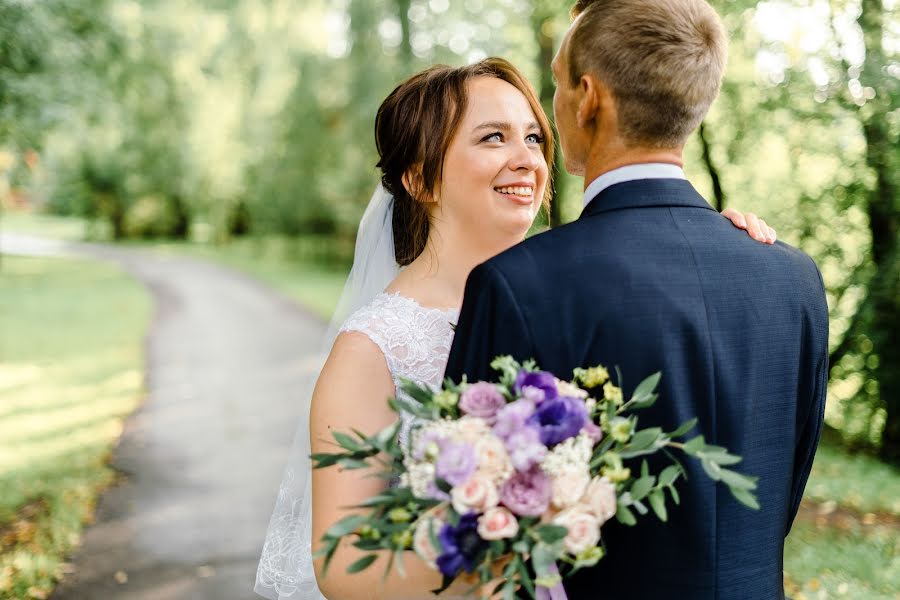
[472,121,541,133]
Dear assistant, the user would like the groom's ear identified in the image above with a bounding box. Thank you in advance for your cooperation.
[575,75,601,128]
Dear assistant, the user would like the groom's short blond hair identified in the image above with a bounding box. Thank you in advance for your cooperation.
[568,0,727,147]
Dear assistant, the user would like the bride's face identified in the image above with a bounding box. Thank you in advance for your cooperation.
[435,76,549,243]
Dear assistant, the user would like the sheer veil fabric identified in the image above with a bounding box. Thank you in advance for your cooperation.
[254,184,400,599]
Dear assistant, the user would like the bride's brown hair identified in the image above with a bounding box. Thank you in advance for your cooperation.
[375,58,554,266]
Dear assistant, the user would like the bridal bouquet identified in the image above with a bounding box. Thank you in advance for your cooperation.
[312,357,759,599]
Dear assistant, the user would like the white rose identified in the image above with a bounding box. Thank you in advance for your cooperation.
[477,507,519,540]
[457,416,490,443]
[583,476,617,524]
[551,469,591,509]
[413,517,443,568]
[475,435,514,485]
[553,507,601,555]
[451,473,499,515]
[556,378,589,399]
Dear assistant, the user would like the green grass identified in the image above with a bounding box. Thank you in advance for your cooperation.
[0,255,150,599]
[803,440,900,516]
[784,519,899,599]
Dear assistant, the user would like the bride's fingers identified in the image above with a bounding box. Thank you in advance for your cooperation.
[759,218,776,244]
[721,207,747,229]
[744,212,767,242]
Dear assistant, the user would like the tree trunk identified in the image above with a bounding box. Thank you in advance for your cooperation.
[532,2,566,227]
[395,0,413,73]
[857,0,900,463]
[698,121,726,212]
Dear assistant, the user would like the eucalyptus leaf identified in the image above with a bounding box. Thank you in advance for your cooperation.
[631,372,661,401]
[346,554,377,574]
[730,486,761,510]
[658,465,681,487]
[333,431,363,452]
[325,514,368,538]
[629,475,656,502]
[616,504,637,526]
[701,458,723,480]
[535,524,569,544]
[682,435,706,455]
[669,417,698,439]
[649,488,668,521]
[718,469,759,491]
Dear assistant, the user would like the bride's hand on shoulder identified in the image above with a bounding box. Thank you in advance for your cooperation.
[721,207,777,244]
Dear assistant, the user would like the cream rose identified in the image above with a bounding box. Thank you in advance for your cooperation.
[413,516,443,568]
[475,435,514,484]
[583,476,617,524]
[477,507,519,540]
[451,473,499,515]
[457,416,490,443]
[551,469,591,509]
[553,507,600,555]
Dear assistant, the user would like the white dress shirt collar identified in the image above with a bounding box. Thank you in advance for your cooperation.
[583,163,686,208]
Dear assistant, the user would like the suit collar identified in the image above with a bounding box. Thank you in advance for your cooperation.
[579,178,716,219]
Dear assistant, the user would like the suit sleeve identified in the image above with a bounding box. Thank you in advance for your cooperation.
[786,263,829,535]
[445,261,535,384]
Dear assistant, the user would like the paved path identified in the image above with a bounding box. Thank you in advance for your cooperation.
[2,233,326,600]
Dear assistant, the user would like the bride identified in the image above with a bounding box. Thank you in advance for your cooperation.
[254,57,774,600]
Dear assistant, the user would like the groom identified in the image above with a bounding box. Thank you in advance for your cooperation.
[445,0,828,598]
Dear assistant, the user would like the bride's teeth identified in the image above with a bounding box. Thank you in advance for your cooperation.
[496,186,533,196]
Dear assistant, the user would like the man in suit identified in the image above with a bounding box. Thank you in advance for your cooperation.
[444,0,829,597]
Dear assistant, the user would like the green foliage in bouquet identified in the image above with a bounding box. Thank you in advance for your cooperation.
[311,357,759,598]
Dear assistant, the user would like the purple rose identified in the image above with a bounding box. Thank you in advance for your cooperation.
[505,426,547,471]
[528,396,588,446]
[459,382,506,424]
[492,398,536,440]
[436,513,487,577]
[435,440,477,486]
[514,370,558,404]
[500,466,552,517]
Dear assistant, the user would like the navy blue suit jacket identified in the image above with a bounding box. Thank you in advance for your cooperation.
[444,178,828,599]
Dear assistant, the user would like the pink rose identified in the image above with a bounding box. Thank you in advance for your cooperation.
[553,507,600,555]
[477,507,519,540]
[451,473,500,515]
[459,382,507,424]
[475,435,513,485]
[551,469,591,509]
[583,476,617,525]
[413,517,443,568]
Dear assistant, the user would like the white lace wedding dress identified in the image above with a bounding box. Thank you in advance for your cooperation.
[254,292,459,600]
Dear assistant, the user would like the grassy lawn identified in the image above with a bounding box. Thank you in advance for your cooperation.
[0,255,150,599]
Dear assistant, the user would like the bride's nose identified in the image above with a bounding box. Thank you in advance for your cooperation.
[507,141,542,172]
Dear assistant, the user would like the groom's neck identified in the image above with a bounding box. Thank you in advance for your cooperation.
[582,143,684,190]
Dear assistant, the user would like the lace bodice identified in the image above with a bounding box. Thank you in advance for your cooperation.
[339,292,459,449]
[255,292,457,600]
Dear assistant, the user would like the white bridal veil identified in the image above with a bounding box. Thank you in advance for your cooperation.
[254,184,400,599]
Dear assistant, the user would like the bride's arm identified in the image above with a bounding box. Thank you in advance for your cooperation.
[311,332,479,600]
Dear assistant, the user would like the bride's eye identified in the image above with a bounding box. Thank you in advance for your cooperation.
[481,132,503,143]
[526,133,545,145]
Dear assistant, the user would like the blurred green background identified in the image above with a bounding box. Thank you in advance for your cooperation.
[0,0,897,598]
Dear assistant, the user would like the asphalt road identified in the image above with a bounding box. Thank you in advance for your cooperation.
[3,233,326,600]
